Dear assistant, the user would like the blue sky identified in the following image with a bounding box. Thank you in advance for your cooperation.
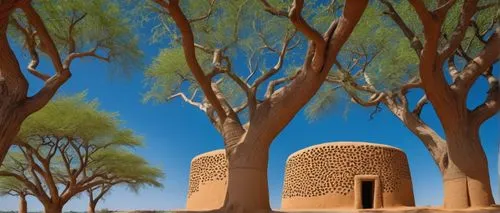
[1,27,499,212]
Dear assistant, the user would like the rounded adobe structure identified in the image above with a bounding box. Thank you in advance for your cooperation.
[281,142,415,209]
[186,149,227,210]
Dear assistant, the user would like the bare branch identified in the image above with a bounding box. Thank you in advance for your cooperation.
[68,12,87,54]
[19,4,71,115]
[379,0,423,56]
[188,0,216,23]
[154,1,228,121]
[457,28,500,93]
[259,0,288,17]
[265,71,299,99]
[413,95,428,117]
[252,31,296,89]
[167,92,206,112]
[447,56,459,81]
[438,0,477,62]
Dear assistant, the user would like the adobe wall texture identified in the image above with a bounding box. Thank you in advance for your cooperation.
[281,142,415,209]
[186,149,227,210]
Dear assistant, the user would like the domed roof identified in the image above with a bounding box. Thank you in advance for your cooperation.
[287,141,403,161]
[191,149,226,162]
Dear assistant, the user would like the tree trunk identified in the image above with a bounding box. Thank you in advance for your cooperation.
[442,125,494,208]
[222,135,271,213]
[211,116,270,213]
[0,107,23,163]
[88,201,97,213]
[18,194,27,213]
[43,204,63,213]
[0,11,29,164]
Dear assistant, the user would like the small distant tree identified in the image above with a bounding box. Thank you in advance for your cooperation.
[86,150,164,213]
[0,0,141,164]
[307,0,499,208]
[143,1,369,211]
[0,176,30,213]
[0,94,163,213]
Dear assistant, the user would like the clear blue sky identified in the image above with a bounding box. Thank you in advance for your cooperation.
[0,28,499,211]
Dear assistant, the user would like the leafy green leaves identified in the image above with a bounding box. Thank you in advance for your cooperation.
[1,93,163,203]
[9,0,142,72]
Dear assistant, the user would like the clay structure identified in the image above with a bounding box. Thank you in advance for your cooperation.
[186,149,228,210]
[281,142,415,209]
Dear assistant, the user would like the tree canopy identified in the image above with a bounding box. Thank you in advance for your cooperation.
[0,93,164,212]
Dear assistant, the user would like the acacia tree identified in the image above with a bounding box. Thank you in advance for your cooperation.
[86,150,164,213]
[0,94,161,213]
[143,0,368,211]
[0,0,140,164]
[0,176,31,213]
[307,0,499,208]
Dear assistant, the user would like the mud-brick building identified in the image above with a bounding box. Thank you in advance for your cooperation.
[281,142,415,209]
[185,149,227,210]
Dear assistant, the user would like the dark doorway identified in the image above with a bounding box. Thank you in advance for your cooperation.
[361,180,374,209]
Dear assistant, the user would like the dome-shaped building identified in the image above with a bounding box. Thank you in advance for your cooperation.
[281,142,415,209]
[186,149,227,210]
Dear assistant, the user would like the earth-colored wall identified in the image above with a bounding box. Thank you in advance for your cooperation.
[186,149,227,210]
[281,142,415,209]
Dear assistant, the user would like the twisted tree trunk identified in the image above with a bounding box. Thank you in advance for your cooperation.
[388,104,494,208]
[0,14,29,164]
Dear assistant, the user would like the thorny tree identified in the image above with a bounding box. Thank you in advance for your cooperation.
[0,176,30,213]
[86,149,164,213]
[144,0,368,211]
[308,0,499,208]
[0,94,162,213]
[0,0,140,164]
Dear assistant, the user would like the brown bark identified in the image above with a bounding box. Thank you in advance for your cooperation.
[407,0,496,208]
[441,123,494,208]
[0,11,29,163]
[385,101,448,172]
[87,201,96,213]
[43,204,63,213]
[19,194,27,213]
[222,131,271,212]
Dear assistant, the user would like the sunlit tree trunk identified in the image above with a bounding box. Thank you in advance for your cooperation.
[442,123,494,208]
[221,118,271,212]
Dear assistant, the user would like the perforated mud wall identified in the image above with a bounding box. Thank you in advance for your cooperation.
[186,149,228,210]
[281,142,415,209]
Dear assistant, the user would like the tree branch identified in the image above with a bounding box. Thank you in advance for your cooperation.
[379,0,423,56]
[154,0,228,121]
[259,0,288,17]
[167,92,206,112]
[412,95,428,117]
[438,0,477,62]
[457,28,500,93]
[19,4,71,115]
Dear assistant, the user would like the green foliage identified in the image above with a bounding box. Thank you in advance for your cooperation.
[307,0,498,120]
[19,92,140,147]
[143,0,340,113]
[0,176,26,196]
[9,0,142,72]
[1,93,163,202]
[305,84,340,121]
[91,149,164,192]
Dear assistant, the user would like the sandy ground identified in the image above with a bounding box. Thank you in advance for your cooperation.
[165,206,500,213]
